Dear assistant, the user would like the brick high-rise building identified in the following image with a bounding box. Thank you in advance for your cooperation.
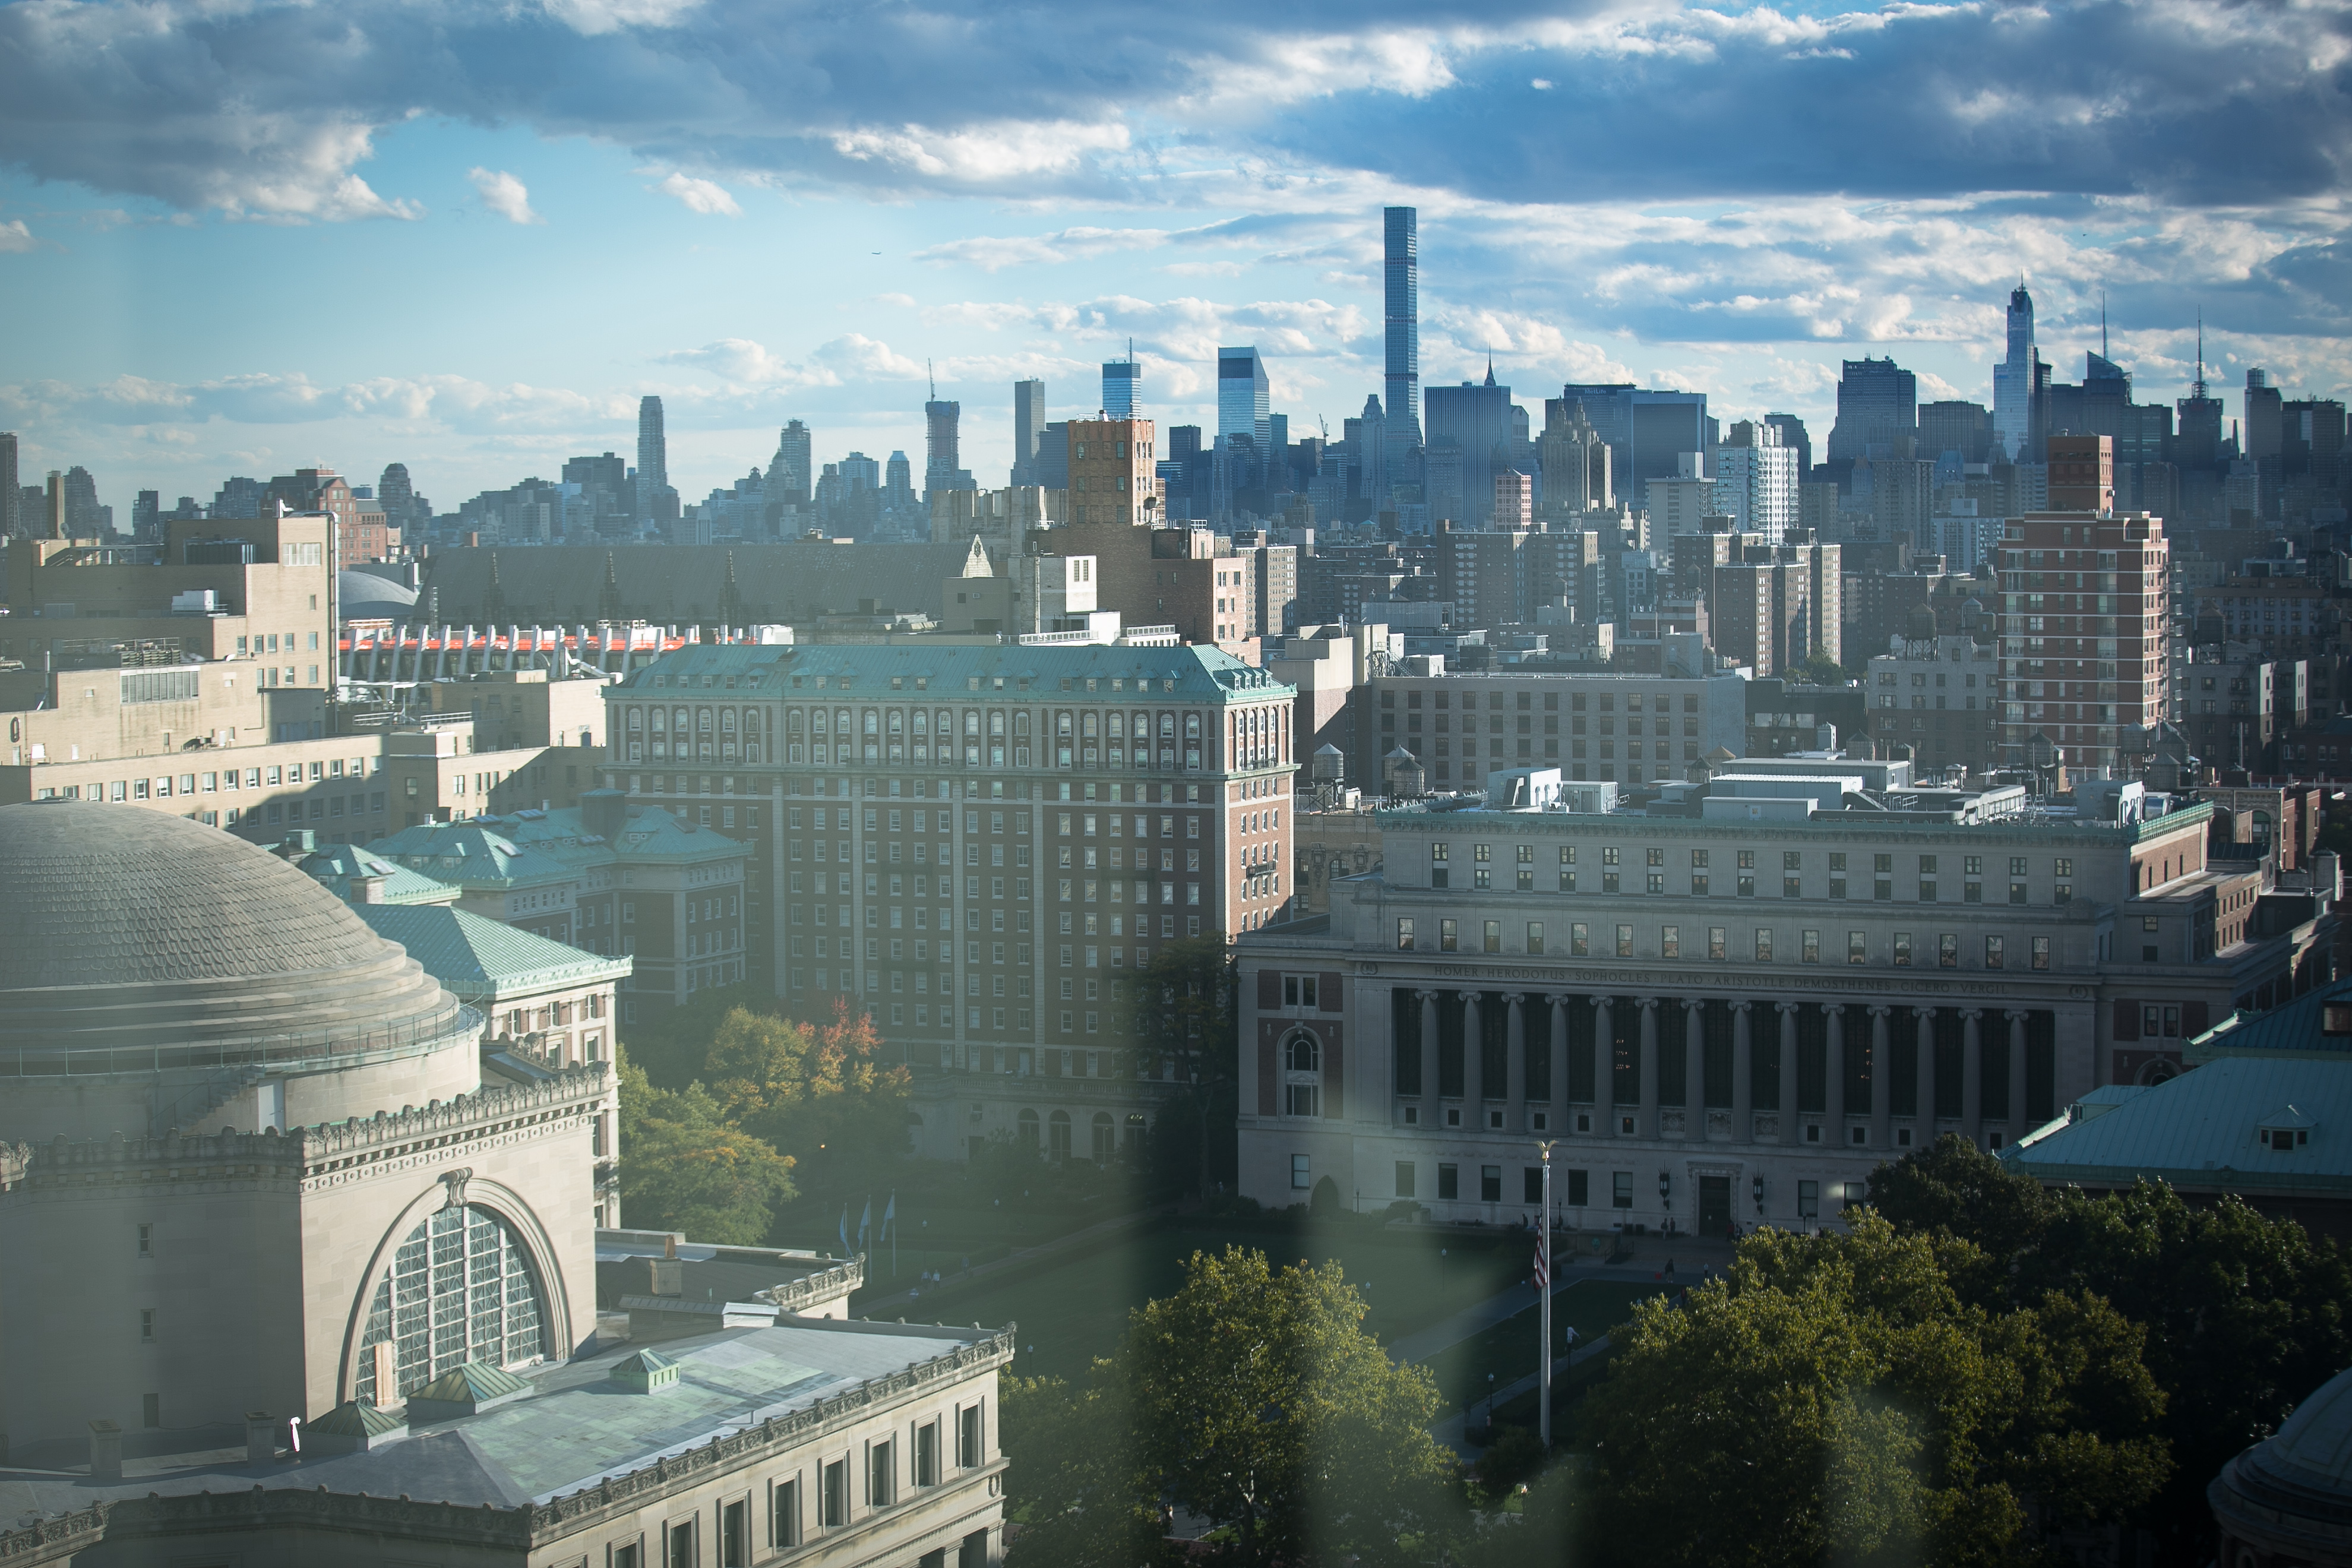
[600,641,1298,1160]
[1997,511,2169,774]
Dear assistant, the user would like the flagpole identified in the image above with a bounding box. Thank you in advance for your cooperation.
[1537,1138,1557,1450]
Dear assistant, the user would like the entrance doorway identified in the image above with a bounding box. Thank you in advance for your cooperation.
[1699,1175,1732,1238]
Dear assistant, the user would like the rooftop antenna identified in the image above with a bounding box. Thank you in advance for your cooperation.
[2193,311,2208,399]
[2100,290,2108,360]
[928,360,935,401]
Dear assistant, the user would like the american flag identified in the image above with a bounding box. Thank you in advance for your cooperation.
[1532,1229,1548,1293]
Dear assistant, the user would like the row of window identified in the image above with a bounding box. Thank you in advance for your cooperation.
[611,1407,989,1567]
[1373,1159,1863,1218]
[1398,916,2053,969]
[1382,689,1705,714]
[1429,843,2073,903]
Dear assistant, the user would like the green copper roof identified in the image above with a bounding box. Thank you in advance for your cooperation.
[355,905,630,1000]
[297,843,461,906]
[470,804,746,868]
[614,640,1293,703]
[412,1360,530,1406]
[309,1399,406,1438]
[362,822,579,892]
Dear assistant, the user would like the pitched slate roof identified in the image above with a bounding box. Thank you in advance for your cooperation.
[355,905,629,1001]
[2002,1054,2351,1197]
[2187,974,2352,1060]
[297,843,461,906]
[362,822,577,892]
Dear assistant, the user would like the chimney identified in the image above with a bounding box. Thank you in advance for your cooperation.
[580,788,627,840]
[641,1256,683,1297]
[350,873,387,905]
[245,1411,276,1465]
[88,1419,122,1482]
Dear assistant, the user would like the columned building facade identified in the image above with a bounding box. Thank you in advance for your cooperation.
[1235,774,2333,1234]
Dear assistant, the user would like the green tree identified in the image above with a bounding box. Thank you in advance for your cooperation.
[1789,651,1850,687]
[620,981,771,1089]
[1871,1136,2352,1549]
[1115,935,1240,1194]
[1008,1246,1462,1568]
[615,1048,798,1244]
[1579,1215,2168,1567]
[700,998,912,1182]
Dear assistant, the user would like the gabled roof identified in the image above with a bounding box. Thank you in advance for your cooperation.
[478,804,747,869]
[354,905,630,1000]
[2187,973,2352,1059]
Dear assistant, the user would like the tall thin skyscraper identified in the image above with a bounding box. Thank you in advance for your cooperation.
[636,396,669,520]
[1011,380,1046,485]
[1217,346,1270,448]
[924,370,973,499]
[0,431,17,537]
[1993,282,2044,463]
[1102,353,1139,418]
[1383,207,1422,476]
[767,420,813,505]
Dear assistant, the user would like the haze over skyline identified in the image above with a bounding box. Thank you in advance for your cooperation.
[2,0,2345,510]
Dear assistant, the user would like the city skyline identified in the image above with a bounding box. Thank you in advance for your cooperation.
[1,0,2346,511]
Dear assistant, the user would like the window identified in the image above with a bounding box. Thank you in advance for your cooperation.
[870,1439,896,1509]
[1707,926,1726,960]
[1397,918,1415,950]
[1754,928,1774,962]
[1484,920,1502,953]
[1395,1161,1416,1199]
[137,1223,153,1258]
[668,1520,695,1568]
[1985,935,2005,969]
[772,1480,801,1548]
[2032,935,2050,970]
[354,1204,546,1406]
[721,1499,750,1568]
[1612,1171,1633,1209]
[1292,1153,1311,1190]
[1937,932,1958,968]
[140,1307,156,1342]
[1801,929,1820,963]
[1526,921,1545,954]
[958,1404,984,1469]
[1438,1164,1460,1200]
[1481,1165,1503,1203]
[1893,932,1912,967]
[1571,922,1589,957]
[1440,919,1458,952]
[1848,931,1867,965]
[822,1458,849,1528]
[1566,1168,1589,1205]
[1798,1180,1819,1219]
[616,1542,644,1568]
[1661,925,1680,959]
[1616,924,1633,958]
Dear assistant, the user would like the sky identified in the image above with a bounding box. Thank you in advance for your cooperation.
[1,0,2348,517]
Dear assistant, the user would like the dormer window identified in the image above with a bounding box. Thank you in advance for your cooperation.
[2259,1106,2315,1151]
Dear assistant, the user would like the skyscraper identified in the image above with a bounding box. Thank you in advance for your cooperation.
[636,396,672,521]
[1762,413,1811,479]
[924,385,974,500]
[1557,384,1711,494]
[0,431,16,538]
[1826,358,1918,463]
[1102,356,1139,418]
[1424,364,1515,529]
[1011,380,1046,486]
[1716,421,1799,540]
[1993,283,2047,463]
[377,462,416,526]
[1383,206,1422,477]
[766,420,813,506]
[1218,346,1270,450]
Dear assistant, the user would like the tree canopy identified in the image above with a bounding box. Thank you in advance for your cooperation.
[1006,1245,1461,1567]
[1579,1213,2169,1567]
[615,1048,797,1244]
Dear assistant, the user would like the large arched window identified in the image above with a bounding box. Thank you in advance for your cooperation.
[1017,1108,1041,1149]
[1048,1109,1073,1162]
[355,1204,546,1406]
[1282,1029,1322,1118]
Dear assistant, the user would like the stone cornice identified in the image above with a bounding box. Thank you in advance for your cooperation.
[757,1258,864,1314]
[1352,958,2097,1003]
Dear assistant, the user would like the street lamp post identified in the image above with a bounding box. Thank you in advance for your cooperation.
[1536,1139,1558,1448]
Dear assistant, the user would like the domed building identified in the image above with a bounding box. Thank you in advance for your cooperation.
[2211,1366,2352,1566]
[0,800,610,1455]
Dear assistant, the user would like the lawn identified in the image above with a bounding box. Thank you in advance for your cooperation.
[889,1213,1599,1387]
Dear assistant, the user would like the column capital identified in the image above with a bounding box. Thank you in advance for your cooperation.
[1500,992,1525,1006]
[1731,1000,1755,1015]
[1636,996,1660,1011]
[2004,1008,2032,1022]
[1913,1005,1937,1020]
[1823,1003,1847,1017]
[1867,1004,1892,1019]
[1775,1000,1803,1016]
[1549,992,1575,1007]
[1961,1007,1985,1022]
[1588,994,1615,1010]
[1680,997,1706,1014]
[1414,988,1440,1003]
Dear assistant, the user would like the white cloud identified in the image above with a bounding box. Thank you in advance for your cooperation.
[654,172,742,216]
[469,167,543,225]
[540,0,705,37]
[0,219,35,252]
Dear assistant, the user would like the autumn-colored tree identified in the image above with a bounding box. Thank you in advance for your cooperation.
[700,998,912,1180]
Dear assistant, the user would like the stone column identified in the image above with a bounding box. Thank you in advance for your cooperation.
[1505,994,1527,1133]
[1868,1006,1893,1149]
[1591,996,1617,1136]
[1636,997,1661,1140]
[1914,1007,1939,1140]
[1961,1009,1985,1147]
[1681,1000,1706,1140]
[1417,990,1441,1126]
[2006,1009,2031,1144]
[1732,1001,1754,1142]
[1548,994,1571,1131]
[1462,992,1485,1121]
[1824,1004,1847,1145]
[1776,1002,1801,1146]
